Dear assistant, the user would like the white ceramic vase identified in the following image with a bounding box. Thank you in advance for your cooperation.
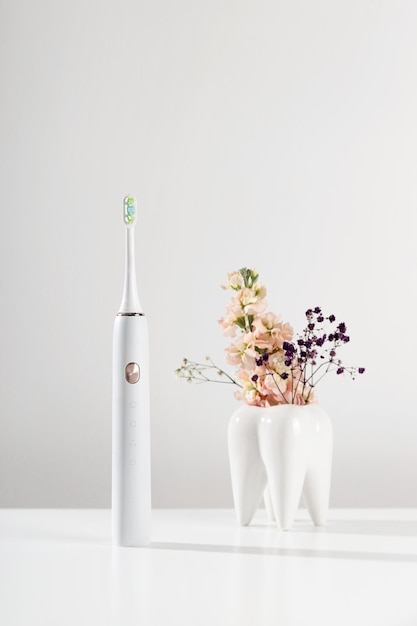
[228,403,333,530]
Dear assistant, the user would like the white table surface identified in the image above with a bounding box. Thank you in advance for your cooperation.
[1,508,417,626]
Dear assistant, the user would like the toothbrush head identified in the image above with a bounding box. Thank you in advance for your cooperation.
[123,195,137,227]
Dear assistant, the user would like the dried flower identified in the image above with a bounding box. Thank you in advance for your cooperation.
[176,268,365,406]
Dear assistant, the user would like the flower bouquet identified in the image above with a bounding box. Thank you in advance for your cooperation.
[176,267,364,405]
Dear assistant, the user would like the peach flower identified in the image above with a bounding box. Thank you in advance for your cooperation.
[221,271,245,291]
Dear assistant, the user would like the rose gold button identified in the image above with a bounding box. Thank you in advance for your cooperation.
[125,362,140,384]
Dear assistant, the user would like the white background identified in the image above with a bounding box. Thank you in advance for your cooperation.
[0,0,416,508]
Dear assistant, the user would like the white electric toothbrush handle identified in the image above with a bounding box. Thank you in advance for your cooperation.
[112,314,151,546]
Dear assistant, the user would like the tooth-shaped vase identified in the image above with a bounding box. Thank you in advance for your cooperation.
[228,403,332,530]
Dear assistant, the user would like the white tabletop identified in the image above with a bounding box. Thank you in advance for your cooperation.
[1,508,416,626]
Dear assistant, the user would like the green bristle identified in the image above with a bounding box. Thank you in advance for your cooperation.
[123,196,137,225]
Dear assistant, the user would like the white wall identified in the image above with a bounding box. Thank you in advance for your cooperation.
[1,0,416,508]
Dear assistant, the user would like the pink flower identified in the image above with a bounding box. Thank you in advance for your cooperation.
[252,313,294,351]
[279,322,294,343]
[263,371,287,397]
[225,333,257,368]
[234,370,264,406]
[218,313,238,337]
[221,271,245,290]
[244,390,264,406]
[231,287,267,315]
[253,312,282,334]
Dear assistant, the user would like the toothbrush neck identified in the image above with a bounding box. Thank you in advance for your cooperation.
[119,227,143,314]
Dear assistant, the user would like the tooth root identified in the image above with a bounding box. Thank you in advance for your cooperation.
[263,485,275,522]
[259,415,306,530]
[303,410,333,526]
[228,407,267,526]
[303,468,331,526]
[273,470,306,531]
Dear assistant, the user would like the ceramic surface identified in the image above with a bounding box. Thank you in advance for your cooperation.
[228,403,333,530]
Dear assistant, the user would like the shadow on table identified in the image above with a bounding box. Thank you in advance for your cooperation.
[150,541,417,563]
[290,518,417,537]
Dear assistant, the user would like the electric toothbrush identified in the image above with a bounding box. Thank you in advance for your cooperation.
[112,195,151,546]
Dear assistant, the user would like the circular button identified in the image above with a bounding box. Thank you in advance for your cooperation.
[125,362,140,384]
[130,401,137,408]
[130,420,136,427]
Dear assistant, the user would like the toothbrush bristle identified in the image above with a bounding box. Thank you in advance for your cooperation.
[123,196,137,225]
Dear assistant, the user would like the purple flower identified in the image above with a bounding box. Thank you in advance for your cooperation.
[216,279,366,403]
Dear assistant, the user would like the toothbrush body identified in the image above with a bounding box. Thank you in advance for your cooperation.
[112,196,151,547]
